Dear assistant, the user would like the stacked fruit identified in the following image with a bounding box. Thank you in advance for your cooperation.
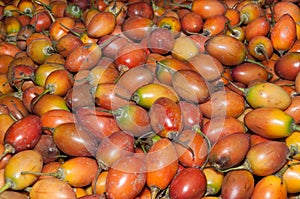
[0,0,300,198]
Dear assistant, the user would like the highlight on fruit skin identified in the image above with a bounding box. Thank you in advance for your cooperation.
[0,0,300,198]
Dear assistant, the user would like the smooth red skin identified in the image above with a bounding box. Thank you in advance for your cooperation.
[178,101,203,129]
[5,114,42,152]
[274,52,300,81]
[127,1,154,19]
[202,116,247,145]
[75,106,120,141]
[169,167,207,199]
[285,96,300,124]
[53,122,98,157]
[33,134,60,164]
[221,170,255,199]
[22,85,45,112]
[231,62,270,86]
[106,156,146,199]
[96,131,135,168]
[149,97,183,138]
[181,12,203,34]
[30,11,52,33]
[271,14,296,52]
[245,16,271,41]
[209,133,250,170]
[114,43,148,70]
[94,83,132,111]
[246,141,289,176]
[40,109,75,135]
[121,16,154,41]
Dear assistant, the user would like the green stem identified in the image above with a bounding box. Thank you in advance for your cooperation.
[0,144,15,161]
[193,125,212,170]
[0,180,13,194]
[21,171,59,178]
[150,186,160,199]
[275,161,300,178]
[245,57,267,69]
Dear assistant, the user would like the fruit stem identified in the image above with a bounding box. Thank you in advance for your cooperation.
[172,135,195,160]
[0,180,13,194]
[293,123,300,132]
[217,160,249,173]
[245,57,267,69]
[150,186,160,199]
[193,125,212,169]
[233,14,246,28]
[21,171,59,178]
[59,22,81,38]
[221,73,246,94]
[0,144,15,160]
[275,161,300,178]
[169,2,191,10]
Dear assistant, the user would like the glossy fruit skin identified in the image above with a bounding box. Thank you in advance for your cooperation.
[146,138,178,192]
[209,133,250,170]
[205,35,247,66]
[245,16,270,41]
[105,156,146,199]
[53,122,98,157]
[65,43,102,73]
[127,1,153,19]
[132,83,179,109]
[169,167,207,199]
[271,14,296,53]
[191,0,226,20]
[121,16,154,41]
[246,82,291,110]
[114,42,148,71]
[181,11,203,34]
[113,104,151,137]
[115,65,154,96]
[59,157,98,187]
[5,115,42,152]
[87,12,116,38]
[75,106,120,140]
[203,167,224,196]
[188,53,224,82]
[178,101,203,130]
[202,116,247,145]
[172,36,199,61]
[4,150,43,190]
[246,140,289,176]
[155,57,192,86]
[172,69,210,104]
[221,170,254,199]
[274,52,300,81]
[282,159,300,193]
[244,107,295,139]
[251,175,287,199]
[199,90,245,119]
[96,131,135,170]
[31,94,70,117]
[231,62,270,86]
[29,178,77,199]
[149,97,183,138]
